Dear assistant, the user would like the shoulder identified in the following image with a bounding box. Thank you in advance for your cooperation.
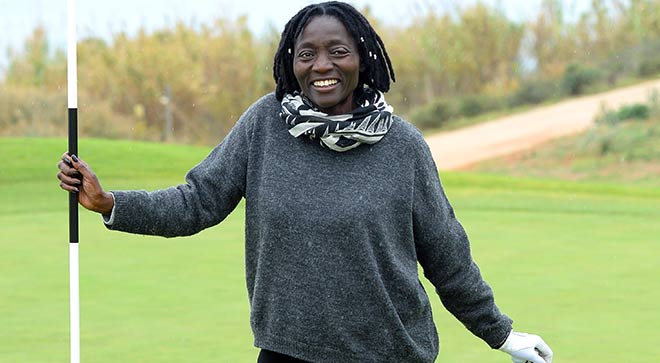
[391,115,425,144]
[240,93,280,121]
[386,115,441,175]
[389,115,434,160]
[229,93,280,139]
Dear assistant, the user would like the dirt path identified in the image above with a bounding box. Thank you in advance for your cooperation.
[425,78,660,170]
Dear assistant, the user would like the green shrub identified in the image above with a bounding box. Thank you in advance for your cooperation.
[638,59,660,77]
[599,54,628,87]
[636,41,660,77]
[0,86,137,139]
[648,90,660,119]
[457,94,502,118]
[0,87,66,137]
[409,99,458,130]
[508,78,560,107]
[617,104,650,120]
[599,138,613,155]
[595,109,622,125]
[596,103,650,124]
[561,63,602,95]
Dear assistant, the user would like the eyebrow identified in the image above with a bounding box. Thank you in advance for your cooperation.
[295,38,354,50]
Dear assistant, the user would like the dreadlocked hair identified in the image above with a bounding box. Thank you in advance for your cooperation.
[273,1,396,101]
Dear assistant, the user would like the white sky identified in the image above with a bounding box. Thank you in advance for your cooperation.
[0,0,590,70]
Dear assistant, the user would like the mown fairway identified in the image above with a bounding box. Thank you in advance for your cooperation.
[1,137,658,363]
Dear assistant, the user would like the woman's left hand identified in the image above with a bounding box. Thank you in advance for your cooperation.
[498,331,553,363]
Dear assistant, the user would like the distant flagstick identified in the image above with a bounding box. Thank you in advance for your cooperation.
[67,0,80,362]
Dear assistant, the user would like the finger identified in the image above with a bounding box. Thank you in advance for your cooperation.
[62,152,76,167]
[60,152,76,171]
[58,160,82,178]
[514,348,545,363]
[535,342,553,363]
[525,355,545,363]
[63,156,73,167]
[69,154,94,179]
[59,180,79,193]
[528,352,546,363]
[57,171,82,187]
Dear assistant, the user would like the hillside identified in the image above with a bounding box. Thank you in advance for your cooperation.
[425,78,660,171]
[471,119,660,187]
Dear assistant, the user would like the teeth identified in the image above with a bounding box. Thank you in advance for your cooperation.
[313,79,338,87]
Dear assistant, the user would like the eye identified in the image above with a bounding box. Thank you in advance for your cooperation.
[330,47,349,56]
[297,50,314,59]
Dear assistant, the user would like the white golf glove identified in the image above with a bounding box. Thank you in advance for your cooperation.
[498,331,553,363]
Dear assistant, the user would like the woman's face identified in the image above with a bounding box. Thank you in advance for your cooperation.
[293,15,361,116]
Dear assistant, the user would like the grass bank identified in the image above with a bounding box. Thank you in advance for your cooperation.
[473,119,660,187]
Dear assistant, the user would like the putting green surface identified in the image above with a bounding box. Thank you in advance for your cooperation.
[1,137,658,362]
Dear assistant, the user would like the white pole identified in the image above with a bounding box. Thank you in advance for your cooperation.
[67,0,80,362]
[69,244,80,363]
[67,0,78,110]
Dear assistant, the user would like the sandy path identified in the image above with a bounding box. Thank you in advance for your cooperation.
[425,78,660,170]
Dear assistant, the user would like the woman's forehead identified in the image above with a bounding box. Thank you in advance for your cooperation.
[295,15,355,46]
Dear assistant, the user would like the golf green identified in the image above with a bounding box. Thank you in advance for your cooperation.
[1,137,658,362]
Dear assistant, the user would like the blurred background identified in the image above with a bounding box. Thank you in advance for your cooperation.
[2,0,658,146]
[0,0,659,362]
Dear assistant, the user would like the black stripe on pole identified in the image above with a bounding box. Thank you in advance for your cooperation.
[68,107,79,244]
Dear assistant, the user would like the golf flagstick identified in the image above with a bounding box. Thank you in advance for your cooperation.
[67,0,80,362]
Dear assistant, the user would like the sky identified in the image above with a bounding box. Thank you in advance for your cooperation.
[0,0,590,70]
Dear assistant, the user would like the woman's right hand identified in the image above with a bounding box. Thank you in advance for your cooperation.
[57,152,114,215]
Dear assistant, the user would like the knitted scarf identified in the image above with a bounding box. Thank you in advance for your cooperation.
[280,88,394,152]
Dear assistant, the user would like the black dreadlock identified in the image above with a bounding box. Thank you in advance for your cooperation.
[273,1,396,101]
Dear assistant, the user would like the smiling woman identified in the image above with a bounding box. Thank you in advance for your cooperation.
[292,16,361,115]
[57,2,552,363]
[273,2,397,152]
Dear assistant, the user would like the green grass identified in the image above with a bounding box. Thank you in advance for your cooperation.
[1,137,659,362]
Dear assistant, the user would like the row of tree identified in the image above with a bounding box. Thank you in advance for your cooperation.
[2,0,660,144]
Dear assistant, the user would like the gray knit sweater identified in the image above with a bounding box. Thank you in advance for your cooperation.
[107,93,512,362]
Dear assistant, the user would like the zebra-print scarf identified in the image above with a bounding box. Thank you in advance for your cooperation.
[280,88,394,152]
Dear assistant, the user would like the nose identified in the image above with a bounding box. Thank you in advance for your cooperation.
[312,53,332,73]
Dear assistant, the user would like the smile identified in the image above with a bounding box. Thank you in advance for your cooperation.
[312,79,339,88]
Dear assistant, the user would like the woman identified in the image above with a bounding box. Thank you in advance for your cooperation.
[57,2,553,363]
